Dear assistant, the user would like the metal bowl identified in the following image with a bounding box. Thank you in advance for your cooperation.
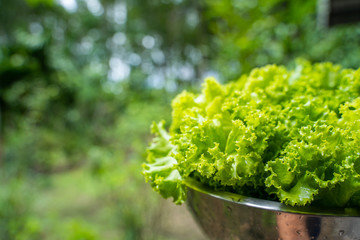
[185,179,360,240]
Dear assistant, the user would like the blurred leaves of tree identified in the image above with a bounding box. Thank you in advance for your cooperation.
[203,0,360,80]
[25,0,54,7]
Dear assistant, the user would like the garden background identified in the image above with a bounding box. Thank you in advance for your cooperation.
[1,0,360,239]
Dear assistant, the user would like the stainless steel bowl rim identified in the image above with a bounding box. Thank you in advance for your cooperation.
[184,178,360,217]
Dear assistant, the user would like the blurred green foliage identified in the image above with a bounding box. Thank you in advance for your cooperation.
[1,0,360,239]
[204,0,360,80]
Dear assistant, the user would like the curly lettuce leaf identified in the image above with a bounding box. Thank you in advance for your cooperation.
[142,121,186,204]
[265,124,348,206]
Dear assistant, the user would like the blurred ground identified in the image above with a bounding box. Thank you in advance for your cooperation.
[157,199,207,240]
[32,168,207,240]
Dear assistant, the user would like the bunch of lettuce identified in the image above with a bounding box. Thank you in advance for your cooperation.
[142,60,360,207]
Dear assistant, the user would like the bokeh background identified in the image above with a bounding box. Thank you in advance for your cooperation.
[1,0,360,239]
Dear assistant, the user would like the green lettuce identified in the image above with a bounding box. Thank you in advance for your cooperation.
[142,60,360,207]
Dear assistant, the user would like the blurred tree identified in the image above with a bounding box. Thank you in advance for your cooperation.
[0,0,215,172]
[0,0,209,238]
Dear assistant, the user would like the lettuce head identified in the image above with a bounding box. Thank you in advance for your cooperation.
[142,60,360,207]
